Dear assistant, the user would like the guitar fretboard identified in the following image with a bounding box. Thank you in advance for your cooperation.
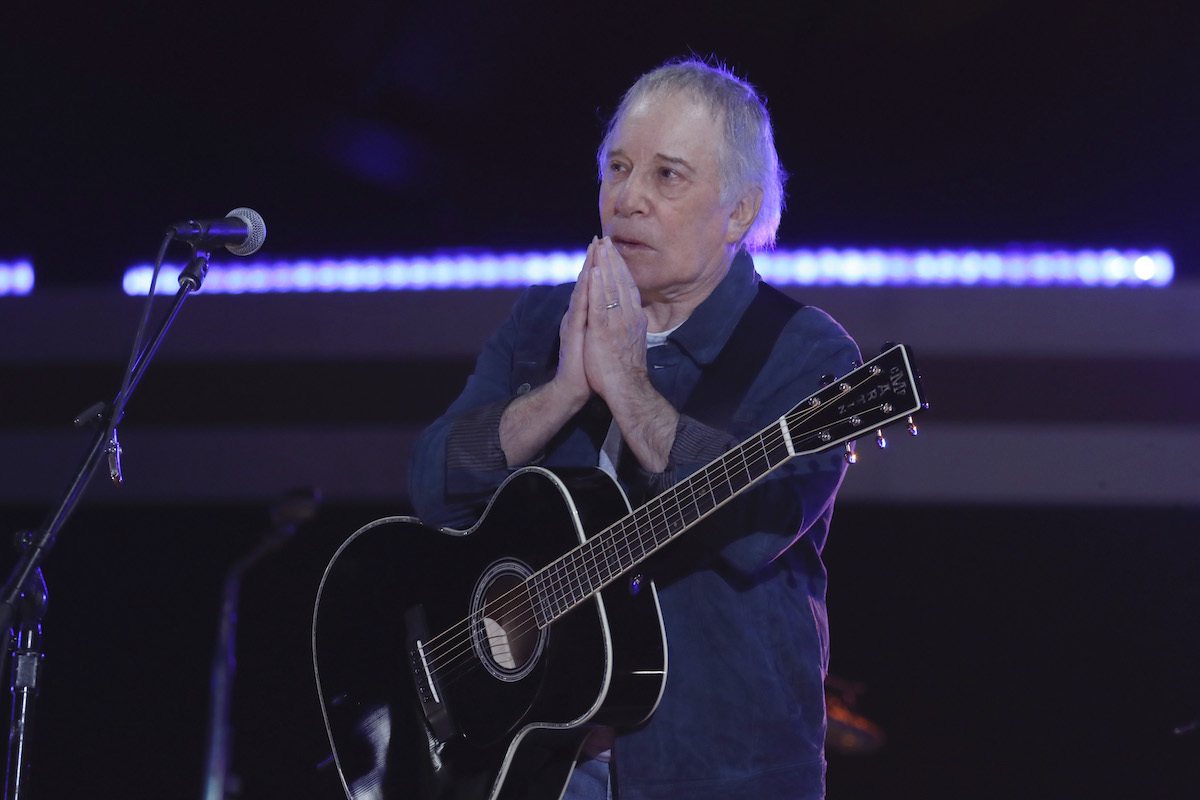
[527,419,792,627]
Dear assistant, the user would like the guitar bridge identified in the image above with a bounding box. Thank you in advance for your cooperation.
[405,605,457,743]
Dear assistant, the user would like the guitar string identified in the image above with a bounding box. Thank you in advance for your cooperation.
[421,377,895,690]
[418,367,900,688]
[416,366,901,687]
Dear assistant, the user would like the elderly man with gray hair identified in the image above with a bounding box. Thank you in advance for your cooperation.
[410,57,860,800]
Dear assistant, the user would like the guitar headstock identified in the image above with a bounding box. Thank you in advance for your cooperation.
[785,343,927,458]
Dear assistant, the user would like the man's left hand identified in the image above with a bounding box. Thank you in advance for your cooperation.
[582,237,678,473]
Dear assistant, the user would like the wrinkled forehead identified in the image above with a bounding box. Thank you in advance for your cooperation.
[609,88,728,154]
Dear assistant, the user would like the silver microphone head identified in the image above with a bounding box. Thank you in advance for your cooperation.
[224,207,267,256]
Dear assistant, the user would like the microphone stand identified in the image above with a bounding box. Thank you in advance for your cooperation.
[1,247,214,800]
[3,554,46,800]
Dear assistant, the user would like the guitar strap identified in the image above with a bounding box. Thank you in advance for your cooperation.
[614,278,804,546]
[680,280,804,430]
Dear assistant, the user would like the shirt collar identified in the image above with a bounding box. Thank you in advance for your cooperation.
[667,250,760,365]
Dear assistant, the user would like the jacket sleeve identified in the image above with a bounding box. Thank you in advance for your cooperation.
[408,285,565,529]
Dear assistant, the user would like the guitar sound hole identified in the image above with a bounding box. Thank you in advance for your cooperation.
[471,560,546,682]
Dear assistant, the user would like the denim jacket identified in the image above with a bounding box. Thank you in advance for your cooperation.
[410,253,860,800]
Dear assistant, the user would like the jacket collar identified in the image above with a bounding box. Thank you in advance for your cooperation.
[667,249,760,366]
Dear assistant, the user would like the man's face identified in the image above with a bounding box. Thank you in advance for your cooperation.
[599,91,742,305]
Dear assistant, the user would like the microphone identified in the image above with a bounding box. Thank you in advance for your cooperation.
[170,207,267,256]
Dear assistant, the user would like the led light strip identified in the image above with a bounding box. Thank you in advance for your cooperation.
[0,261,35,296]
[121,247,1174,295]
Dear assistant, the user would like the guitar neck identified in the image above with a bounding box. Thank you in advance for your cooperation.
[528,418,793,626]
[526,343,925,629]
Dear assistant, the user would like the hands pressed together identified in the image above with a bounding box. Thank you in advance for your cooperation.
[557,236,650,408]
[500,237,679,473]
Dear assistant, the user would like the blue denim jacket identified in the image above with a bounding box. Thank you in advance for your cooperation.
[410,253,860,800]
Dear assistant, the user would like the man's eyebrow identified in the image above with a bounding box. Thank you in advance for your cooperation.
[606,148,696,172]
[655,153,695,171]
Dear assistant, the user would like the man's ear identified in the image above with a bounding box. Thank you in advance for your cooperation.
[726,187,764,244]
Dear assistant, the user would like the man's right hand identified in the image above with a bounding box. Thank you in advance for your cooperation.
[552,237,596,409]
[498,239,599,467]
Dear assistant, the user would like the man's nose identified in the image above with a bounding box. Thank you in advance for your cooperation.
[613,170,651,216]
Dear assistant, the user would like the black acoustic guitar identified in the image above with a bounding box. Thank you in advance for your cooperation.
[313,344,926,800]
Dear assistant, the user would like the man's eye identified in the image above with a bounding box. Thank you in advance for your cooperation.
[659,168,678,179]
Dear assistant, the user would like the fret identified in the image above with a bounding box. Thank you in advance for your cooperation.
[668,487,692,539]
[672,488,689,535]
[650,496,672,545]
[529,572,550,629]
[765,434,790,468]
[692,468,713,518]
[579,545,598,602]
[565,549,586,607]
[700,460,724,503]
[688,479,706,524]
[646,501,671,547]
[597,529,620,582]
[636,520,655,551]
[612,520,635,567]
[621,520,640,571]
[536,566,562,623]
[717,451,739,500]
[641,500,660,545]
[696,474,710,520]
[546,562,567,619]
[580,540,599,597]
[622,511,644,562]
[589,538,607,591]
[754,432,773,476]
[732,442,754,494]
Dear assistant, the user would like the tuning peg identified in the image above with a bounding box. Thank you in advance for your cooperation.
[907,415,919,436]
[820,374,835,387]
[844,443,857,464]
[876,429,887,449]
[879,341,897,354]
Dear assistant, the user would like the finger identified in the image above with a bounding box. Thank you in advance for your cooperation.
[589,240,617,312]
[567,239,595,327]
[598,237,633,310]
[577,237,596,293]
[602,237,642,308]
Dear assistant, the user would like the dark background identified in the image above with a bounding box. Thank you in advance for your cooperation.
[2,0,1198,284]
[2,1,1199,798]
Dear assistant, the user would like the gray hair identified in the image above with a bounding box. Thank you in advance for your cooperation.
[597,57,787,251]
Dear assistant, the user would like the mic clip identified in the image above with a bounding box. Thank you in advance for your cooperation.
[106,428,123,486]
[179,251,211,291]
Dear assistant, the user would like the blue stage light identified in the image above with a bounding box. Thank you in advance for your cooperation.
[121,247,1174,295]
[0,261,34,296]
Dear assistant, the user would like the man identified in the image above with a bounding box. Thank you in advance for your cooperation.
[410,58,859,800]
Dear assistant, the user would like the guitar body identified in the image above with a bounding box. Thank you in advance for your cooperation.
[313,467,668,800]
